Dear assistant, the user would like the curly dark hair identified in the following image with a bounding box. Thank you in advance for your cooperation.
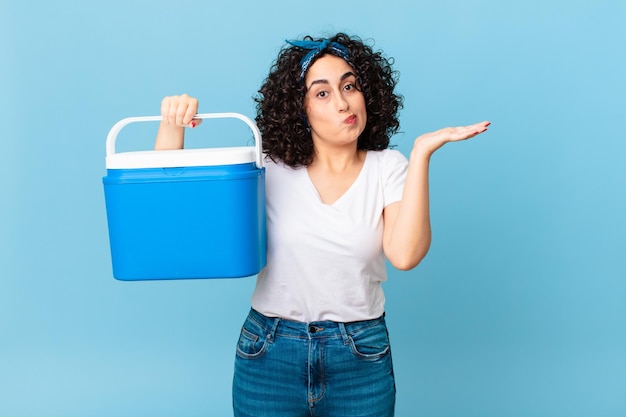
[254,33,403,167]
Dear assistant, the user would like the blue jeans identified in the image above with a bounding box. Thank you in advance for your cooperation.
[233,308,396,417]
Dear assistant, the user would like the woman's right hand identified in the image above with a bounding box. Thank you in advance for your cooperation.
[155,94,201,150]
[160,94,202,128]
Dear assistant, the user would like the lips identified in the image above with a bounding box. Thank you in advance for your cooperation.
[344,115,357,124]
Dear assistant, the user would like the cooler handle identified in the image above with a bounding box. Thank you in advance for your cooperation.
[106,113,264,169]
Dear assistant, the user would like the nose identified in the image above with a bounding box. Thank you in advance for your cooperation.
[335,91,349,112]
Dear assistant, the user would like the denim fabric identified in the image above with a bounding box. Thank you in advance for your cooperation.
[233,308,396,417]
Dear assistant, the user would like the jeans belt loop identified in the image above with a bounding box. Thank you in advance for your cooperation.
[267,316,280,343]
[337,322,350,345]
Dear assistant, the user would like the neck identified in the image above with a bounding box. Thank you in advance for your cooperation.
[309,146,364,172]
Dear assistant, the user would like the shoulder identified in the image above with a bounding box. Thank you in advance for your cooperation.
[365,150,408,193]
[263,155,305,180]
[263,155,287,172]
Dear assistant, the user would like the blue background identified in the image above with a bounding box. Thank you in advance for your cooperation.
[2,0,625,416]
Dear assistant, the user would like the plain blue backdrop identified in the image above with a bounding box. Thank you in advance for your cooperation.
[2,0,625,416]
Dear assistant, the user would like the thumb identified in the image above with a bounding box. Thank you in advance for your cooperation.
[188,118,203,129]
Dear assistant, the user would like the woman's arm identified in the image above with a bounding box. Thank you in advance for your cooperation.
[382,121,490,270]
[154,94,201,150]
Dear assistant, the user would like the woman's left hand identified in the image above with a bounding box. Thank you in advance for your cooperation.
[413,120,491,156]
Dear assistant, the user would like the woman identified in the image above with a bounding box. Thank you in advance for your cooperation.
[155,33,489,417]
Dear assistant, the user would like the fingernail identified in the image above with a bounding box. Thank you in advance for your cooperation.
[190,121,196,128]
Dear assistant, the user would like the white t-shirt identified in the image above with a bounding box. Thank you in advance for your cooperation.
[251,149,409,322]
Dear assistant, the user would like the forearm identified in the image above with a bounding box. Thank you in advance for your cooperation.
[155,122,185,150]
[384,144,433,270]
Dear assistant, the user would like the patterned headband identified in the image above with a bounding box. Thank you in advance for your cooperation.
[285,39,351,81]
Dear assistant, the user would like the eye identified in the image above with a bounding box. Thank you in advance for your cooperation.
[344,82,360,92]
[316,90,329,98]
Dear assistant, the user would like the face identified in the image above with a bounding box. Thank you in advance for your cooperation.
[303,54,367,149]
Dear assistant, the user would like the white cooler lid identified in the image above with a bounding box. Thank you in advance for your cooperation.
[106,146,256,169]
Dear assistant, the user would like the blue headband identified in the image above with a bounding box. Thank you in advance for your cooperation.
[285,39,351,80]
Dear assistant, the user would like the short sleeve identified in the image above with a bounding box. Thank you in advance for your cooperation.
[381,149,408,207]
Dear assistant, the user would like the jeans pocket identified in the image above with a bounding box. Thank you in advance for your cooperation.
[348,321,391,361]
[236,323,269,359]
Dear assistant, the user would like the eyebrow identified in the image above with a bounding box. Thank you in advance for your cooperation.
[307,71,356,89]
